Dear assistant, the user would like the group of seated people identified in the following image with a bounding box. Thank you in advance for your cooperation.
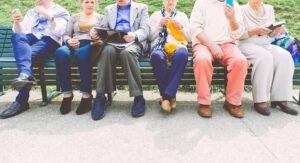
[0,0,298,120]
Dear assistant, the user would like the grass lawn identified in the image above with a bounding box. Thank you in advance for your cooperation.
[0,0,299,37]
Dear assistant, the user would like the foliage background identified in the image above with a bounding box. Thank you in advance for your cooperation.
[0,0,299,37]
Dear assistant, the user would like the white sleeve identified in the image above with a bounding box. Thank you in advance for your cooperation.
[13,10,33,33]
[230,2,245,40]
[190,0,205,40]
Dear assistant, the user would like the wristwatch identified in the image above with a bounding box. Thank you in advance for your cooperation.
[48,16,54,22]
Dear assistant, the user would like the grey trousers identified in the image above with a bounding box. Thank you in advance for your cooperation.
[96,44,143,97]
[239,42,294,103]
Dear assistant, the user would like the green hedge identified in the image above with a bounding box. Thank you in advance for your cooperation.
[0,0,299,37]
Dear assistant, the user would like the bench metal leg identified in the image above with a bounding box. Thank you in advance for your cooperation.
[106,90,117,106]
[38,65,48,107]
[106,67,117,106]
[47,90,61,102]
[0,67,4,96]
[292,89,300,105]
[45,76,61,103]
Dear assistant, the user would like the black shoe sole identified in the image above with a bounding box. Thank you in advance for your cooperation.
[254,107,271,116]
[91,102,107,120]
[280,109,299,116]
[131,111,145,118]
[92,112,105,121]
[12,80,37,89]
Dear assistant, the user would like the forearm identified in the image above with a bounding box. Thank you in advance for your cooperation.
[247,29,257,37]
[49,19,56,29]
[13,23,22,32]
[196,32,215,48]
[228,18,239,31]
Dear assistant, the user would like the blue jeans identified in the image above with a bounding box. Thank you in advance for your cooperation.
[150,47,188,98]
[12,33,60,103]
[55,40,92,94]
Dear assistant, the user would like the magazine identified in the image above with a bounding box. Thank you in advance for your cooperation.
[94,27,134,49]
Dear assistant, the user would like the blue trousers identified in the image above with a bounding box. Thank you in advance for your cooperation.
[150,47,188,98]
[12,33,59,103]
[55,40,92,94]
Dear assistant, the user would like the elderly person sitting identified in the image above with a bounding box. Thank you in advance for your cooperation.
[149,0,190,112]
[238,0,298,116]
[190,0,248,118]
[0,0,69,119]
[90,0,150,120]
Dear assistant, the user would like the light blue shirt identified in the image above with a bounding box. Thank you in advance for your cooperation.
[13,3,69,45]
[115,3,131,32]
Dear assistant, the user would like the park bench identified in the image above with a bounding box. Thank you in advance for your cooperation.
[0,26,299,106]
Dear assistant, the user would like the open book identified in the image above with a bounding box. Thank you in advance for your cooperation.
[94,27,134,49]
[267,20,285,31]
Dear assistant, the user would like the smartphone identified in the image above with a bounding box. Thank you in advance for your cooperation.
[226,0,233,6]
[267,20,286,31]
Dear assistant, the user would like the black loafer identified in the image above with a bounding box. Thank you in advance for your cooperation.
[254,103,271,116]
[0,101,29,119]
[271,102,298,116]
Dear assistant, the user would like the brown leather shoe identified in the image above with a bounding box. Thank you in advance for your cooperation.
[198,104,212,118]
[161,99,172,112]
[170,98,176,110]
[223,100,244,118]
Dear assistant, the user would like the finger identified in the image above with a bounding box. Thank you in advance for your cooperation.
[262,27,272,32]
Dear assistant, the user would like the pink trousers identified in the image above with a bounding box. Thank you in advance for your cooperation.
[193,43,248,106]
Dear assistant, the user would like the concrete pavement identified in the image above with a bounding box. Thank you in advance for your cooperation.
[0,90,300,163]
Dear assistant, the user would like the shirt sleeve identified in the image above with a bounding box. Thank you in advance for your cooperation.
[149,12,162,42]
[99,7,110,28]
[133,4,150,42]
[230,2,245,40]
[190,0,205,40]
[63,15,75,43]
[13,10,33,33]
[181,12,191,42]
[51,9,70,38]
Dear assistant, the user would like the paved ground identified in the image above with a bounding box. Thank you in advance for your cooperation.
[0,90,300,163]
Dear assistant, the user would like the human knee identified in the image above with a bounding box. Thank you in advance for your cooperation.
[11,32,26,42]
[232,55,248,69]
[173,48,188,62]
[150,50,165,62]
[55,46,71,60]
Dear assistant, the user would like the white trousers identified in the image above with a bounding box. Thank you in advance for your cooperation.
[239,42,294,103]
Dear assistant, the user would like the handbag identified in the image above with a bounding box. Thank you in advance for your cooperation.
[272,33,300,64]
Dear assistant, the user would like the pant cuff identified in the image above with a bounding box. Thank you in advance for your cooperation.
[130,90,143,97]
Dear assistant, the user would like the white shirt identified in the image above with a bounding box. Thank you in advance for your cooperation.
[13,3,69,45]
[190,0,245,46]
